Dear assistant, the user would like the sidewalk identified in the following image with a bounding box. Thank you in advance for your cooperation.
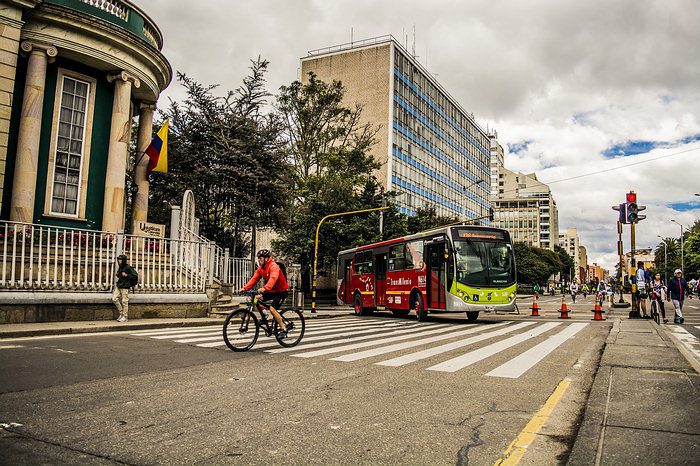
[0,307,352,339]
[568,318,700,465]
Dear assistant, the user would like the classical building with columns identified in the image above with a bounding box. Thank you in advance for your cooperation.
[0,0,170,233]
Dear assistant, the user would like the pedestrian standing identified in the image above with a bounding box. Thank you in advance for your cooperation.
[667,269,689,324]
[635,261,649,318]
[651,273,668,324]
[113,254,137,322]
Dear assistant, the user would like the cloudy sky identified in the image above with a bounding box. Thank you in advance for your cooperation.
[146,0,700,273]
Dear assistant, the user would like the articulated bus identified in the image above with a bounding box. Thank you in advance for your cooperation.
[337,225,517,321]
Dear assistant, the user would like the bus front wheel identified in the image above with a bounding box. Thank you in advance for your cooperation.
[413,293,428,322]
[466,311,479,322]
[354,293,369,316]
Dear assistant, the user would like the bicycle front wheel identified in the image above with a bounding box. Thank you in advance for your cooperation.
[223,309,259,351]
[276,308,305,348]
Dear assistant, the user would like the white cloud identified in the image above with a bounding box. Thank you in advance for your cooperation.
[143,0,700,274]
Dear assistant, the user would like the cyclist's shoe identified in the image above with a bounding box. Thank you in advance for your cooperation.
[663,318,669,324]
[278,323,294,340]
[680,317,685,324]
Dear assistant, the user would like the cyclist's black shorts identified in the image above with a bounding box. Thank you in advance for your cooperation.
[262,290,288,309]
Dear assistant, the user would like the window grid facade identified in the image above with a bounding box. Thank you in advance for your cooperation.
[391,47,490,219]
[50,76,89,216]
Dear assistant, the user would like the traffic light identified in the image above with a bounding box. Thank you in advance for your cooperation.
[612,203,626,223]
[488,207,494,222]
[625,192,638,223]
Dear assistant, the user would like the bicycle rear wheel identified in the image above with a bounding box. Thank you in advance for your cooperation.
[223,309,259,351]
[276,308,305,348]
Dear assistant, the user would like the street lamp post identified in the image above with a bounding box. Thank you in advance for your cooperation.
[462,179,484,221]
[671,220,684,272]
[657,235,667,283]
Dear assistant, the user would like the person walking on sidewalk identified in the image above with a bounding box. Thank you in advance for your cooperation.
[667,268,689,324]
[113,254,137,322]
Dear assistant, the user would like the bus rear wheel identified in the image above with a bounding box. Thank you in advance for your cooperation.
[413,293,428,322]
[466,311,479,322]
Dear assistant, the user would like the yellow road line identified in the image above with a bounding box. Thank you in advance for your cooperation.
[494,378,571,466]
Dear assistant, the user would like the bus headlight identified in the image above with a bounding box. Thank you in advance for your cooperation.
[463,294,470,302]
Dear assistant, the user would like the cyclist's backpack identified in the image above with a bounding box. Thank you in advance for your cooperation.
[129,269,139,288]
[276,261,288,280]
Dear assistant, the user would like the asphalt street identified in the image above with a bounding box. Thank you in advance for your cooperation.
[1,295,698,465]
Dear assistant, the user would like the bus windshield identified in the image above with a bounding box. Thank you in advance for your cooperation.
[453,239,515,287]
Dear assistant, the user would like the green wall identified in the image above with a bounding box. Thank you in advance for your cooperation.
[2,56,116,231]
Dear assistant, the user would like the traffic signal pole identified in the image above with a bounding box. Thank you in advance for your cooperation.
[617,220,626,303]
[311,206,389,315]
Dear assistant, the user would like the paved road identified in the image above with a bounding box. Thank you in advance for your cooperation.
[0,307,613,465]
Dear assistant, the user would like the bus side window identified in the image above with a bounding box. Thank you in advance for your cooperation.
[388,244,404,271]
[354,251,372,274]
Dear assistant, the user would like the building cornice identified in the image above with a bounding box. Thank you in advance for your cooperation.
[21,4,171,99]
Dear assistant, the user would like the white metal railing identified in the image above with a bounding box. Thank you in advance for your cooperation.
[0,220,210,293]
[80,0,128,20]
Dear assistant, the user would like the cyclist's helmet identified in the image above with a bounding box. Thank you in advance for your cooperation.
[256,249,271,259]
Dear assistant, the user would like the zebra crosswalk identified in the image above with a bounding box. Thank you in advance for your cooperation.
[129,316,591,379]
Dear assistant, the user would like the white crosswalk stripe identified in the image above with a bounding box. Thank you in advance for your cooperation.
[127,318,591,379]
[251,322,414,349]
[290,324,455,358]
[195,318,415,348]
[485,323,588,378]
[375,322,533,367]
[265,322,443,353]
[427,322,561,373]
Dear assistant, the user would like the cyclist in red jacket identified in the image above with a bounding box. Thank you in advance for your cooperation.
[239,249,291,337]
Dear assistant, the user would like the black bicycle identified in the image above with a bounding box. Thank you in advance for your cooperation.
[223,290,305,351]
[649,290,660,325]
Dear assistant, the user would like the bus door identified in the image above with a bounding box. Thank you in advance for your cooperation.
[342,257,353,304]
[374,252,388,307]
[426,242,447,309]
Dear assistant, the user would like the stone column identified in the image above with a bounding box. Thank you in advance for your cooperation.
[9,41,57,223]
[130,102,156,232]
[102,71,139,233]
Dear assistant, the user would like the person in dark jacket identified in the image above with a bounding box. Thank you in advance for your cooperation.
[667,268,689,324]
[113,254,137,322]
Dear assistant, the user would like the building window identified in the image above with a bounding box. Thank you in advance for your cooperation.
[45,70,96,219]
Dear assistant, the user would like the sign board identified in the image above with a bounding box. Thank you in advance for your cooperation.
[134,221,166,238]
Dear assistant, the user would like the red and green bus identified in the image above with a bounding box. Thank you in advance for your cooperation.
[337,225,517,321]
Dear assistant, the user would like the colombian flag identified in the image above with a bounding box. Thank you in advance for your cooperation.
[146,120,168,174]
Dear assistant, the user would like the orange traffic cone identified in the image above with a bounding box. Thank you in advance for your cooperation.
[591,302,606,321]
[530,294,541,317]
[558,298,570,319]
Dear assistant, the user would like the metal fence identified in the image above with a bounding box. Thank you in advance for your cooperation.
[0,220,303,295]
[0,220,210,293]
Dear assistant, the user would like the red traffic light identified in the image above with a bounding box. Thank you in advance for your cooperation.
[626,192,637,202]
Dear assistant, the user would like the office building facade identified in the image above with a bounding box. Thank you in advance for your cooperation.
[491,166,559,250]
[300,36,490,220]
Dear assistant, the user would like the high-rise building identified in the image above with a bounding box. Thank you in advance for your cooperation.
[579,245,588,283]
[489,132,504,199]
[559,228,581,280]
[491,167,559,250]
[300,36,490,219]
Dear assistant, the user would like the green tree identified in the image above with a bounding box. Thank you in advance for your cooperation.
[654,237,680,281]
[555,245,575,281]
[514,243,561,285]
[274,73,400,288]
[406,205,459,234]
[148,59,291,256]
